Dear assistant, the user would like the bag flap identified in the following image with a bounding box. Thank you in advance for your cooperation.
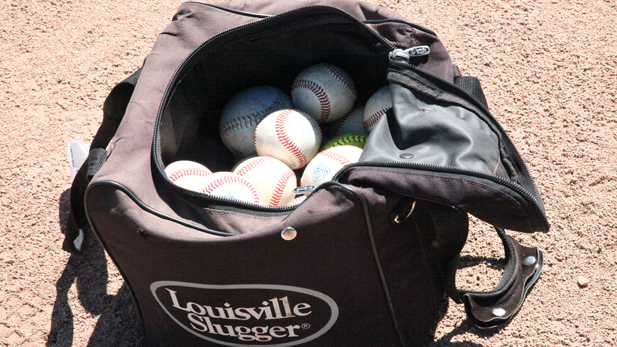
[342,63,549,233]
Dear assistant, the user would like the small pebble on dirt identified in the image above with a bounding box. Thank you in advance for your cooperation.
[577,276,590,288]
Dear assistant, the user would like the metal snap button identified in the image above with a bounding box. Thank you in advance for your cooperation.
[523,256,537,267]
[281,227,297,241]
[492,308,507,317]
[106,142,114,158]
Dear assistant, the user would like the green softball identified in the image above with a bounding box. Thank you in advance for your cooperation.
[320,133,367,151]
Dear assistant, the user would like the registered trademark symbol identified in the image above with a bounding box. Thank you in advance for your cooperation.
[301,323,311,330]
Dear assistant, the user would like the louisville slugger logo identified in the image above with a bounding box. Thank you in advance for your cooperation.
[151,282,339,346]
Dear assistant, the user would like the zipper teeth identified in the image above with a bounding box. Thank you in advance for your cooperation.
[388,60,545,213]
[153,5,394,212]
[335,160,536,201]
[335,160,549,231]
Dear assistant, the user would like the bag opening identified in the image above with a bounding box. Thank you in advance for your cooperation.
[156,11,392,175]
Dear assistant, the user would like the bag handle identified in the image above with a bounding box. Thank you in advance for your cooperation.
[424,202,543,330]
[441,225,543,329]
[459,228,543,329]
[62,68,141,253]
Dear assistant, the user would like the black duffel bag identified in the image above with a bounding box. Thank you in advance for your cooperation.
[64,1,549,346]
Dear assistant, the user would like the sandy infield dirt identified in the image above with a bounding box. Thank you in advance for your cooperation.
[1,0,616,346]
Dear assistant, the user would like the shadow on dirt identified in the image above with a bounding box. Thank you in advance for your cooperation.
[431,316,505,346]
[431,320,488,347]
[47,189,144,347]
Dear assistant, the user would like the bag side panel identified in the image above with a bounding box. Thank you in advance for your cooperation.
[86,183,443,346]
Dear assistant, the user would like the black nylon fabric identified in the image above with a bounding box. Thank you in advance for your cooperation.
[62,69,140,253]
[454,75,488,110]
[86,183,443,347]
[351,64,549,233]
[364,82,508,177]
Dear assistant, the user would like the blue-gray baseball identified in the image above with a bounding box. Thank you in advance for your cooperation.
[219,86,292,157]
[329,103,368,137]
[291,63,357,124]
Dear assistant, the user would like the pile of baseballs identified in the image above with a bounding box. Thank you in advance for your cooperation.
[165,63,393,206]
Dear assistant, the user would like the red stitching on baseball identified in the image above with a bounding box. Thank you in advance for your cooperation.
[333,104,361,134]
[168,168,211,182]
[253,122,260,153]
[323,64,356,97]
[202,175,260,204]
[221,114,261,138]
[319,149,354,166]
[269,168,294,206]
[235,156,270,176]
[275,110,307,168]
[291,79,330,123]
[220,91,288,137]
[363,107,391,129]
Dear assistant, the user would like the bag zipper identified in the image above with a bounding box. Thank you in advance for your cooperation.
[153,5,395,211]
[335,160,541,210]
[196,2,437,36]
[333,161,549,231]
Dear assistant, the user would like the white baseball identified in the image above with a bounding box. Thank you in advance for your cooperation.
[363,86,393,132]
[193,172,261,204]
[165,160,212,191]
[253,109,322,170]
[233,156,297,206]
[329,103,368,137]
[219,85,293,157]
[291,63,357,124]
[300,146,363,187]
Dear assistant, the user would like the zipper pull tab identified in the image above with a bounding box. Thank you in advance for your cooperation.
[389,46,431,62]
[293,186,316,195]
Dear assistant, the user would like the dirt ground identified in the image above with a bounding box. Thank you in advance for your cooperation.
[1,0,616,346]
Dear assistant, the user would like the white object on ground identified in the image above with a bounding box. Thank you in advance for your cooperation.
[67,140,91,180]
